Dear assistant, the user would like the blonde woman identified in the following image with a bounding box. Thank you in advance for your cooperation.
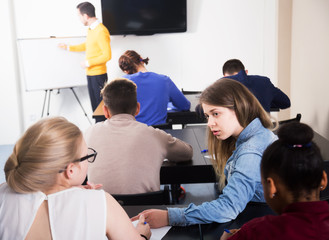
[0,117,151,240]
[132,78,277,227]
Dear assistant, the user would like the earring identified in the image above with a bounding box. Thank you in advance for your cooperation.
[320,186,324,189]
[272,193,275,197]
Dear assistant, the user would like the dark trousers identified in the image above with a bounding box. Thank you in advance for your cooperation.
[87,73,108,112]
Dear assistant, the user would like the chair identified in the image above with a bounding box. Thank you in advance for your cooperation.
[278,113,302,125]
[152,123,173,129]
[112,186,171,206]
[181,88,202,95]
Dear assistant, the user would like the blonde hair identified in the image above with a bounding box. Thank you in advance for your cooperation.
[200,78,273,189]
[4,117,82,193]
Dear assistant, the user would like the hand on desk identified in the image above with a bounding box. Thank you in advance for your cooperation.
[220,228,240,240]
[135,214,152,240]
[131,209,169,229]
[79,181,103,190]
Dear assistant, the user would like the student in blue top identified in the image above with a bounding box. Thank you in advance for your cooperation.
[132,78,277,227]
[119,50,191,126]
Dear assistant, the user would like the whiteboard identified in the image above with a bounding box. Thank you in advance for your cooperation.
[18,37,88,91]
[13,0,102,39]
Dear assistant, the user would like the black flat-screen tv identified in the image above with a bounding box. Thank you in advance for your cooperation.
[101,0,187,36]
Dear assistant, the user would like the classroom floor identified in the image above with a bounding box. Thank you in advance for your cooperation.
[0,145,217,204]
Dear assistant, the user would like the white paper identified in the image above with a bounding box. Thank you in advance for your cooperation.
[132,220,171,240]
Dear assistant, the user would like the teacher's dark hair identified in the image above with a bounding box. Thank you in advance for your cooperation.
[77,2,96,18]
[261,122,324,200]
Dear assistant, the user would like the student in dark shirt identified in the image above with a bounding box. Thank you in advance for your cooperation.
[195,59,290,117]
[221,122,329,240]
[222,59,290,112]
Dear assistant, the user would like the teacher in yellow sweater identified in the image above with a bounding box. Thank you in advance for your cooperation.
[59,2,111,112]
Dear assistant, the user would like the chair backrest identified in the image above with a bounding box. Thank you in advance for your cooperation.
[278,113,302,125]
[152,123,173,129]
[181,88,202,95]
[112,186,171,206]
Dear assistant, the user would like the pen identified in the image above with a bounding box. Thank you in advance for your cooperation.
[201,149,208,153]
[224,229,231,233]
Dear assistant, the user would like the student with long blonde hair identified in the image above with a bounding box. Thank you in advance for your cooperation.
[132,78,277,227]
[0,117,150,240]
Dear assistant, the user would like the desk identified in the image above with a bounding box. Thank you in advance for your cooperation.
[162,125,329,200]
[161,127,216,184]
[123,202,275,240]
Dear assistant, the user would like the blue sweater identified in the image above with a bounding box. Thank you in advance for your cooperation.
[227,70,291,112]
[123,72,190,125]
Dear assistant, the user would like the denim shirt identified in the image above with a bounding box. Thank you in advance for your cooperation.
[168,118,277,226]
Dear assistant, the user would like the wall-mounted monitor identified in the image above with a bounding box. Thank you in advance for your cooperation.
[101,0,187,36]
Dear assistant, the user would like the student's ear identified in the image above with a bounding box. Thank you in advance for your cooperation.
[265,177,277,199]
[65,163,77,180]
[245,70,249,75]
[135,102,140,116]
[320,171,328,191]
[103,105,112,119]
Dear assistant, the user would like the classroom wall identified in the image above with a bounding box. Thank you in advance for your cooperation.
[290,0,329,139]
[5,0,328,144]
[0,0,278,145]
[0,0,23,145]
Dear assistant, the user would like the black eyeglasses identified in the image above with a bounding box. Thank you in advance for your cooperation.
[59,147,97,173]
[74,147,97,163]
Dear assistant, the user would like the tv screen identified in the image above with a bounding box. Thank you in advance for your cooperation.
[101,0,187,35]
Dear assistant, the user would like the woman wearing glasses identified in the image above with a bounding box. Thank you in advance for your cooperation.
[0,117,151,240]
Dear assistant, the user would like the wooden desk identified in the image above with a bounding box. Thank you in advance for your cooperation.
[123,202,275,240]
[93,99,104,116]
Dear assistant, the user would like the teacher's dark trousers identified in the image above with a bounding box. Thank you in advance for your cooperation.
[87,73,108,112]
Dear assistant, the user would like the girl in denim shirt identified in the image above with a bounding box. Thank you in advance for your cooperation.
[221,122,329,240]
[132,78,277,227]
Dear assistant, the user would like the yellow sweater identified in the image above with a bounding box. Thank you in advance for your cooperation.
[69,23,111,76]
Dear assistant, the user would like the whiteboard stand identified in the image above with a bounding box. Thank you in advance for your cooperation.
[70,87,92,125]
[41,88,92,125]
[41,89,53,118]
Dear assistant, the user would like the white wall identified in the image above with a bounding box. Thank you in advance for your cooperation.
[0,0,23,145]
[1,0,278,144]
[290,0,329,139]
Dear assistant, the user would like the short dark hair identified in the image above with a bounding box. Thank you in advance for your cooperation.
[77,2,95,18]
[261,122,324,201]
[101,78,137,116]
[222,59,245,76]
[119,50,149,74]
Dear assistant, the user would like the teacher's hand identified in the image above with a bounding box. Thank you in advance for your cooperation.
[58,43,67,49]
[131,209,169,229]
